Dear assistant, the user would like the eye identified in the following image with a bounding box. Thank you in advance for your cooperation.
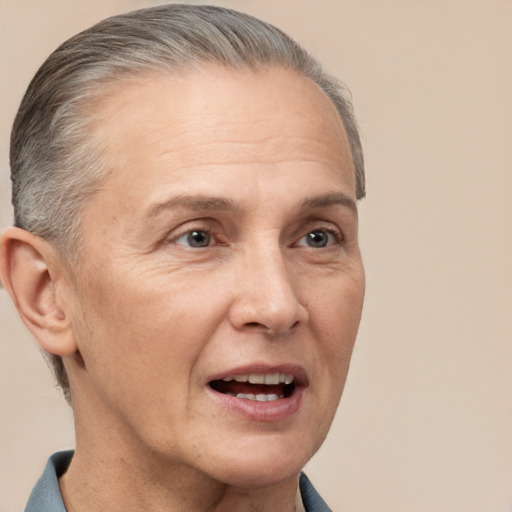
[174,229,213,248]
[297,229,339,248]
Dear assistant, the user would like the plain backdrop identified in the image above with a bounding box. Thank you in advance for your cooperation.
[1,1,511,511]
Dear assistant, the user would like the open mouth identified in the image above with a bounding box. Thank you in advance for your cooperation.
[209,372,296,402]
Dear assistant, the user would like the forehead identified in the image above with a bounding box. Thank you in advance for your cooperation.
[82,66,355,223]
[91,66,352,170]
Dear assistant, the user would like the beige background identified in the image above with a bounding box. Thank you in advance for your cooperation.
[1,1,511,511]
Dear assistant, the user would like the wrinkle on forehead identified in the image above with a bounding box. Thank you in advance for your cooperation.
[89,65,351,166]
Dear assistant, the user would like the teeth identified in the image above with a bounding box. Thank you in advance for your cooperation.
[235,393,284,401]
[279,373,294,384]
[248,374,265,384]
[264,373,280,385]
[222,372,295,384]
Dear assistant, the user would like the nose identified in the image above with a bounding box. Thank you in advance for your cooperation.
[228,244,309,335]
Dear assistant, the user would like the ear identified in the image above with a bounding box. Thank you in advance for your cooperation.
[0,227,78,356]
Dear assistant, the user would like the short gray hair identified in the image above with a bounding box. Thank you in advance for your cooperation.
[10,4,365,404]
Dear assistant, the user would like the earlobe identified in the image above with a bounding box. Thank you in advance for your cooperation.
[0,227,78,356]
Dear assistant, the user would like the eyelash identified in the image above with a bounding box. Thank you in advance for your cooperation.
[295,227,344,248]
[168,223,344,249]
[171,225,220,248]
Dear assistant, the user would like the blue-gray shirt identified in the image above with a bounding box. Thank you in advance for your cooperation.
[25,451,332,511]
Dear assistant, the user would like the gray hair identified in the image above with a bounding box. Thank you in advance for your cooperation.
[10,4,365,404]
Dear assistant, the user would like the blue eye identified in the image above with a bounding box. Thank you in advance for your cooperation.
[175,230,212,248]
[299,229,337,248]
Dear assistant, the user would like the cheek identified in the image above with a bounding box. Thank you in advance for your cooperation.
[72,267,228,390]
[311,270,365,375]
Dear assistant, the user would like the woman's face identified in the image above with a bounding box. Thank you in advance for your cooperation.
[64,66,365,487]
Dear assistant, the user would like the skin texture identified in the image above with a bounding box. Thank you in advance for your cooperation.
[0,66,365,511]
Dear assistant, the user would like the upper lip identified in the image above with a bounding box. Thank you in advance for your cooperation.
[206,363,308,387]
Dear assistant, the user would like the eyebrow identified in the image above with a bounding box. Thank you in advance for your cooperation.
[301,192,358,217]
[147,195,241,218]
[146,191,357,219]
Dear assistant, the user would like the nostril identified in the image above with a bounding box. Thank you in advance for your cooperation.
[243,320,300,335]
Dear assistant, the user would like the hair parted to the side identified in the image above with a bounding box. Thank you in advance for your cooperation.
[10,4,365,406]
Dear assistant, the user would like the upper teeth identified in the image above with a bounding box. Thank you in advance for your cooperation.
[222,372,294,385]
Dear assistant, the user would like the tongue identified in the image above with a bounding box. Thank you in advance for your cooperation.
[211,380,285,396]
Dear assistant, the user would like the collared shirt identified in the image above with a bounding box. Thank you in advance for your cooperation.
[25,451,332,511]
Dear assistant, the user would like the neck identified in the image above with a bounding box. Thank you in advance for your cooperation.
[61,399,300,512]
[59,450,300,512]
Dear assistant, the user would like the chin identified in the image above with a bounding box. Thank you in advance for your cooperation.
[197,430,323,489]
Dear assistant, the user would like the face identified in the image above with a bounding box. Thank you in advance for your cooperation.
[63,66,365,487]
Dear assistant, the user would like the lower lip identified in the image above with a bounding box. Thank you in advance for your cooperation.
[206,385,305,422]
